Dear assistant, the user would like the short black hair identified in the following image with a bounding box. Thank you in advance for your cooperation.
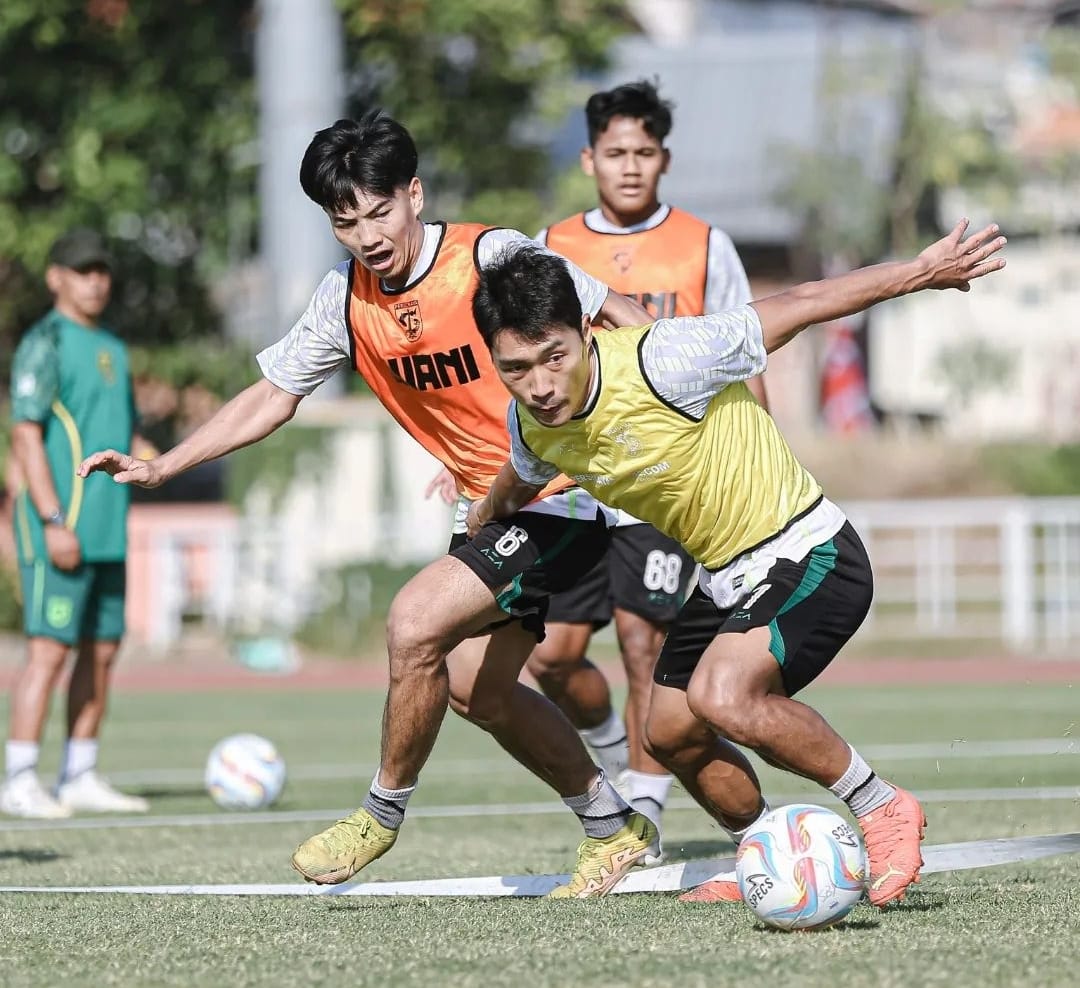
[585,78,674,146]
[473,244,583,349]
[299,109,419,212]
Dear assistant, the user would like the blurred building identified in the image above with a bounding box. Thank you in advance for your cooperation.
[593,1,1080,441]
[576,0,919,435]
[870,235,1080,440]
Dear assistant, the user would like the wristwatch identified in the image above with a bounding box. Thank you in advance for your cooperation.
[42,508,66,527]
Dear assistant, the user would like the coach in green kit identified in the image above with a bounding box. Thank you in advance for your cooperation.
[1,229,149,819]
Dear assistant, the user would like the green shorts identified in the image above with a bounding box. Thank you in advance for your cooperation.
[19,560,126,645]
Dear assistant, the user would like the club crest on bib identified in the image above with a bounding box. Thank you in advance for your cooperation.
[393,299,424,343]
[97,349,115,384]
[611,247,634,275]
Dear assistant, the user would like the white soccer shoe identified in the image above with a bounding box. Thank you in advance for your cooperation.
[57,771,150,814]
[0,771,73,819]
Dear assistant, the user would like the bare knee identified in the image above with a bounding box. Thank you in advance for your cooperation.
[525,624,590,686]
[26,638,70,675]
[644,705,707,770]
[386,589,445,675]
[685,672,763,748]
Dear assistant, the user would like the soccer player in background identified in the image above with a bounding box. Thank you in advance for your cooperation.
[2,229,149,819]
[528,79,768,862]
[467,219,1007,906]
[79,111,692,897]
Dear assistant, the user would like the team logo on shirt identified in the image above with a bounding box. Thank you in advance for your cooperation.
[393,300,424,343]
[97,350,115,384]
[612,248,634,275]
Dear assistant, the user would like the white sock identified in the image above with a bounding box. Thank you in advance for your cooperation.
[625,769,674,826]
[59,738,99,783]
[828,745,896,818]
[625,770,674,807]
[579,711,629,780]
[725,799,771,843]
[5,741,39,780]
[563,770,633,839]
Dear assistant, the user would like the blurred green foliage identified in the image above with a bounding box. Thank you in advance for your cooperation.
[128,341,260,397]
[982,444,1080,497]
[1,0,629,402]
[775,44,1022,265]
[293,559,425,657]
[225,422,335,510]
[0,1,258,389]
[0,562,20,632]
[338,0,630,232]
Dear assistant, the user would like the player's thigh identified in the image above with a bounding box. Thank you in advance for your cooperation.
[609,523,694,626]
[387,555,512,659]
[449,509,611,644]
[612,607,665,680]
[19,560,93,648]
[81,562,126,643]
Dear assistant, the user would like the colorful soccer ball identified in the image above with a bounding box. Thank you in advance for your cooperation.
[736,804,868,930]
[204,734,287,810]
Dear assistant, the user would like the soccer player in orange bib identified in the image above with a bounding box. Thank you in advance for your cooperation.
[528,80,769,864]
[467,220,1007,907]
[79,112,673,896]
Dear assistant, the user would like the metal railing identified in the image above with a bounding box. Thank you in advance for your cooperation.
[128,497,1080,651]
[843,497,1080,650]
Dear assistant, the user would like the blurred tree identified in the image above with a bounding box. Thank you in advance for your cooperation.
[775,44,1022,267]
[0,1,258,388]
[338,0,631,229]
[1,0,632,397]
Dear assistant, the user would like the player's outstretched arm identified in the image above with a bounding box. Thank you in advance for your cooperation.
[466,461,544,538]
[78,378,303,488]
[753,219,1006,354]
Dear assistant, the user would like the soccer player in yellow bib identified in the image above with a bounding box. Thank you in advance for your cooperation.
[467,219,1007,907]
[529,80,768,866]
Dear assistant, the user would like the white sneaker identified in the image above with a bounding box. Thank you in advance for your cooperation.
[56,771,150,813]
[0,771,73,819]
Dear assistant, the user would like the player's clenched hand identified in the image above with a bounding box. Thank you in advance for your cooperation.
[78,449,165,488]
[918,219,1007,292]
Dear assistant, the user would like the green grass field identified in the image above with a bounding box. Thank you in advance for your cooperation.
[1,681,1078,987]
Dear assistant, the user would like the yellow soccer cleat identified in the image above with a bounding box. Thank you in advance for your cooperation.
[548,812,657,899]
[291,808,398,884]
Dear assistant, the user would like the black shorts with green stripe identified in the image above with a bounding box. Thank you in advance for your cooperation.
[654,522,873,697]
[449,510,611,642]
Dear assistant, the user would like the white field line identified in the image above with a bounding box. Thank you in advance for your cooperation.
[0,785,1077,834]
[104,737,1079,788]
[0,833,1077,898]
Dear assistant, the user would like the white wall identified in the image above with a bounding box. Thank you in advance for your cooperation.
[869,236,1080,441]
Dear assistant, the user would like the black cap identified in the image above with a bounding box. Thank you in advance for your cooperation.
[47,228,114,272]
